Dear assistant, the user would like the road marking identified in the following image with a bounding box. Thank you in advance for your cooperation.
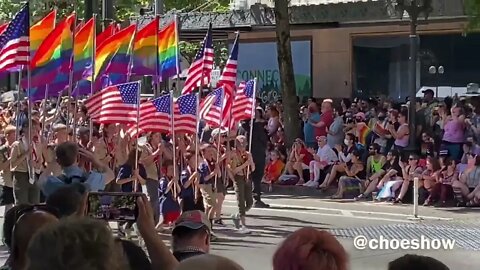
[223,200,452,221]
[341,210,355,217]
[222,205,417,223]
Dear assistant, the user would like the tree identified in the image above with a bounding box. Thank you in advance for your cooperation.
[274,0,300,147]
[465,0,480,30]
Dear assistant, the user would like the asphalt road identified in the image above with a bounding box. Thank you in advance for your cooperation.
[0,192,479,270]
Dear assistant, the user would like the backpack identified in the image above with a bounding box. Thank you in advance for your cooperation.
[57,173,89,185]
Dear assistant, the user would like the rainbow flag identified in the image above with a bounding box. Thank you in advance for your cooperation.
[158,19,180,80]
[29,13,75,88]
[95,24,135,79]
[73,17,94,81]
[96,22,119,48]
[30,10,56,57]
[132,17,158,76]
[357,123,372,146]
[76,25,135,93]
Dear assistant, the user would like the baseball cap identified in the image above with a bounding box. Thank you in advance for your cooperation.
[173,210,211,233]
[211,128,227,138]
[422,89,434,96]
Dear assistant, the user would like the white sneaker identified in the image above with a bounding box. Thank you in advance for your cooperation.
[304,180,318,188]
[238,226,251,234]
[302,180,313,187]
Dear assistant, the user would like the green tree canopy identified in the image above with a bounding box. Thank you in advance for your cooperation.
[466,0,480,30]
[0,0,230,69]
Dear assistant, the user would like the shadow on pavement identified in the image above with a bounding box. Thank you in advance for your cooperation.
[267,205,316,211]
[250,214,329,226]
[442,207,480,214]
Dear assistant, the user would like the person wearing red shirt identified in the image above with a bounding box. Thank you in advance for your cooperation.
[285,139,313,185]
[311,100,334,138]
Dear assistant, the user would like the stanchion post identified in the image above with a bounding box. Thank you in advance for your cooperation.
[408,177,423,221]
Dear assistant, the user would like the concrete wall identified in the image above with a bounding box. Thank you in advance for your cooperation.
[236,20,466,98]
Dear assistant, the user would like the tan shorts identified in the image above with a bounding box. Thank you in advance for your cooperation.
[199,184,216,208]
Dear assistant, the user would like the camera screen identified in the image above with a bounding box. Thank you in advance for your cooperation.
[87,192,139,221]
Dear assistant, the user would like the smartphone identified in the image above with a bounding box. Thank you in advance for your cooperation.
[87,192,142,222]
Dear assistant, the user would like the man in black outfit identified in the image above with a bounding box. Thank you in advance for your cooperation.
[239,107,270,208]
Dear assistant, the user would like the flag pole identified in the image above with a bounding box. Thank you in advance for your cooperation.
[154,15,160,97]
[66,13,77,141]
[224,86,235,186]
[40,86,48,137]
[174,14,180,97]
[134,80,142,192]
[15,70,23,140]
[89,14,97,142]
[27,59,34,183]
[46,95,62,143]
[214,88,224,191]
[128,20,137,82]
[170,90,177,199]
[194,93,200,202]
[246,78,257,180]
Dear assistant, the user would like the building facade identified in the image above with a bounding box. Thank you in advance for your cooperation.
[138,0,470,101]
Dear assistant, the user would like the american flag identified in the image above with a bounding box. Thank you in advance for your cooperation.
[199,87,223,128]
[181,23,213,95]
[0,3,29,72]
[174,94,198,134]
[0,23,8,35]
[85,81,140,124]
[126,94,172,138]
[217,32,239,128]
[232,80,256,123]
[217,32,239,97]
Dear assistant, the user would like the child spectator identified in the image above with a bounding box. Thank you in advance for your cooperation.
[263,150,285,191]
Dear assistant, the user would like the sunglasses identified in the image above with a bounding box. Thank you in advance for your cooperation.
[408,158,417,161]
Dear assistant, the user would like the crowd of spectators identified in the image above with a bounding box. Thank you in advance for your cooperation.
[261,91,480,207]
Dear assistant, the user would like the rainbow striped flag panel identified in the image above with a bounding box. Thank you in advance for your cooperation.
[30,10,56,58]
[95,24,136,82]
[132,17,158,76]
[29,14,75,86]
[73,18,94,82]
[158,19,180,81]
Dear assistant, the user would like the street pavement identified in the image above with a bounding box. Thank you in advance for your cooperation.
[0,192,479,270]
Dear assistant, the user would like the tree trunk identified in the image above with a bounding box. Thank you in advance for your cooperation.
[274,0,300,147]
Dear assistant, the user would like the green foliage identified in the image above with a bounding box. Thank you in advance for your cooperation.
[465,0,480,30]
[115,0,150,21]
[213,41,229,68]
[165,0,230,12]
[179,41,200,64]
[179,40,228,69]
[0,0,230,24]
[0,1,82,23]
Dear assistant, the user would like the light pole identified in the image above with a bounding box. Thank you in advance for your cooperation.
[155,0,164,15]
[428,65,444,97]
[392,0,433,153]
